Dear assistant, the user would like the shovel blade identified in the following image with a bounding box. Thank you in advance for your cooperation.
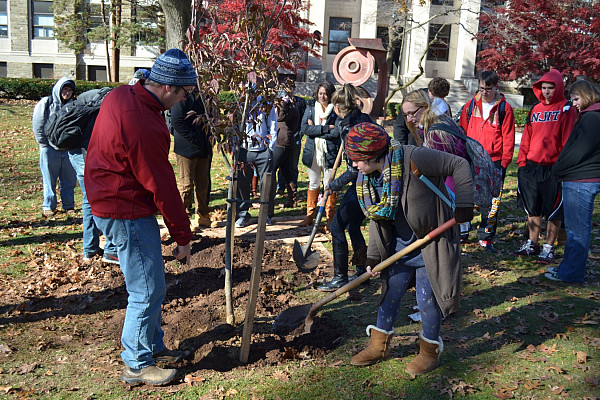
[293,240,320,272]
[272,303,313,335]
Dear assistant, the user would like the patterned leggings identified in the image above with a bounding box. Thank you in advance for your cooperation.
[376,263,442,341]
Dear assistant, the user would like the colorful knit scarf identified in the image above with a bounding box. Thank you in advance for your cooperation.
[356,143,404,220]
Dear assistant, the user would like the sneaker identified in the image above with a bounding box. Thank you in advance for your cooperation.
[65,209,77,217]
[537,244,555,264]
[512,239,540,257]
[544,271,566,282]
[266,217,273,226]
[479,240,496,253]
[153,348,190,363]
[121,365,176,386]
[547,266,557,274]
[235,216,251,228]
[42,209,55,218]
[83,251,100,262]
[102,253,120,265]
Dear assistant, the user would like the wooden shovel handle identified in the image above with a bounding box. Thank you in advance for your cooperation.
[307,218,457,317]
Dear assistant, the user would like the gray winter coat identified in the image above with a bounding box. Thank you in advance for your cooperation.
[32,77,76,146]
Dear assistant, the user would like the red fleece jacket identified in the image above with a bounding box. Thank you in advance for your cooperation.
[85,82,192,246]
[459,92,516,169]
[517,69,577,167]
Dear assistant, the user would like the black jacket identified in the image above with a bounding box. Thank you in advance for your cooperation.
[329,109,375,192]
[300,99,340,168]
[552,105,600,181]
[171,95,211,159]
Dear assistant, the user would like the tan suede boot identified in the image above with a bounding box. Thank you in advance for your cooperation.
[299,189,320,227]
[324,192,337,232]
[351,325,394,366]
[404,330,444,376]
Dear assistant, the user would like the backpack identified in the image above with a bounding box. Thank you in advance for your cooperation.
[429,122,503,207]
[46,87,112,151]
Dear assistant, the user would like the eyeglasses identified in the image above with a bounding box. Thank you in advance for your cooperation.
[402,106,423,119]
[479,86,495,92]
[181,86,197,98]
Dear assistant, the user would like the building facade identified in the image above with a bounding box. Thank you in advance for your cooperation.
[0,0,480,83]
[305,0,481,82]
[0,0,158,81]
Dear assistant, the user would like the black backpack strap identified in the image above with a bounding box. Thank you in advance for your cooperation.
[466,99,475,123]
[497,99,506,127]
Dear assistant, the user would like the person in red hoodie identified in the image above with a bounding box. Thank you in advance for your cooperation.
[459,70,515,252]
[85,49,196,386]
[513,69,577,263]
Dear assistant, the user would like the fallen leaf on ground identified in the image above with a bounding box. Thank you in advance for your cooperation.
[184,374,206,386]
[574,350,588,364]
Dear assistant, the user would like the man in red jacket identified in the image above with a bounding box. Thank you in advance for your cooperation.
[459,71,515,252]
[85,48,196,386]
[513,69,577,263]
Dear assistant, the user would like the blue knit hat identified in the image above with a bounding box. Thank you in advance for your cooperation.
[149,49,197,86]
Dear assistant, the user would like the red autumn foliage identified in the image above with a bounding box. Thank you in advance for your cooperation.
[477,0,600,83]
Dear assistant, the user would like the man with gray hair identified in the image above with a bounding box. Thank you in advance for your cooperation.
[85,48,197,385]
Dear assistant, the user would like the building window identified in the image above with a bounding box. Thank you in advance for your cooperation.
[328,17,352,54]
[431,0,454,5]
[88,66,107,82]
[0,1,7,38]
[0,62,6,78]
[32,1,54,38]
[427,24,451,62]
[33,63,53,79]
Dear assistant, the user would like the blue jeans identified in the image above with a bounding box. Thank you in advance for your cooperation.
[68,149,116,257]
[39,144,76,211]
[93,215,166,369]
[555,181,600,283]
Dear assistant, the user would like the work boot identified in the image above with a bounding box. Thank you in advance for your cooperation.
[284,182,298,208]
[153,348,190,363]
[299,189,319,227]
[404,331,444,376]
[121,365,177,386]
[317,244,349,291]
[324,192,337,232]
[351,325,394,366]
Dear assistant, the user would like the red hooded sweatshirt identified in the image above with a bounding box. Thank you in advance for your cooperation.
[516,69,577,167]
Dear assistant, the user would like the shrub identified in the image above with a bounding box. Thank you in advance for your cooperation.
[0,78,123,101]
[513,107,530,127]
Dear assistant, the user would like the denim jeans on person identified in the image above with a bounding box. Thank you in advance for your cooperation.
[39,144,76,211]
[92,215,166,369]
[68,149,116,257]
[377,263,442,341]
[330,184,366,264]
[555,181,600,283]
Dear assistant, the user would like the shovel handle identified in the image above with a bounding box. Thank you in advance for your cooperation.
[307,218,457,317]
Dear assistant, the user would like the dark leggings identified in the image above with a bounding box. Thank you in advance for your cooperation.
[377,263,442,341]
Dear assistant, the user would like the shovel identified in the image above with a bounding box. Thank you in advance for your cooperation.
[293,144,345,272]
[274,218,457,335]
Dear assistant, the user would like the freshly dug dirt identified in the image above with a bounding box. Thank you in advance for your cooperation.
[0,228,347,386]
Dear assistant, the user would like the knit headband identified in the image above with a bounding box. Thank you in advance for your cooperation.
[345,122,390,161]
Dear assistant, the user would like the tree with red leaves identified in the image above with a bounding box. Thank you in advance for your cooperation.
[477,0,600,83]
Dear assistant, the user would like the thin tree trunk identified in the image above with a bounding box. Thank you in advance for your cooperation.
[101,0,112,82]
[111,0,122,82]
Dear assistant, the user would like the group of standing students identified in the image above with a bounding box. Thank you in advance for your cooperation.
[30,62,599,382]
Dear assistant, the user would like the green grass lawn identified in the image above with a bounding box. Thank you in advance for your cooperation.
[0,102,599,399]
